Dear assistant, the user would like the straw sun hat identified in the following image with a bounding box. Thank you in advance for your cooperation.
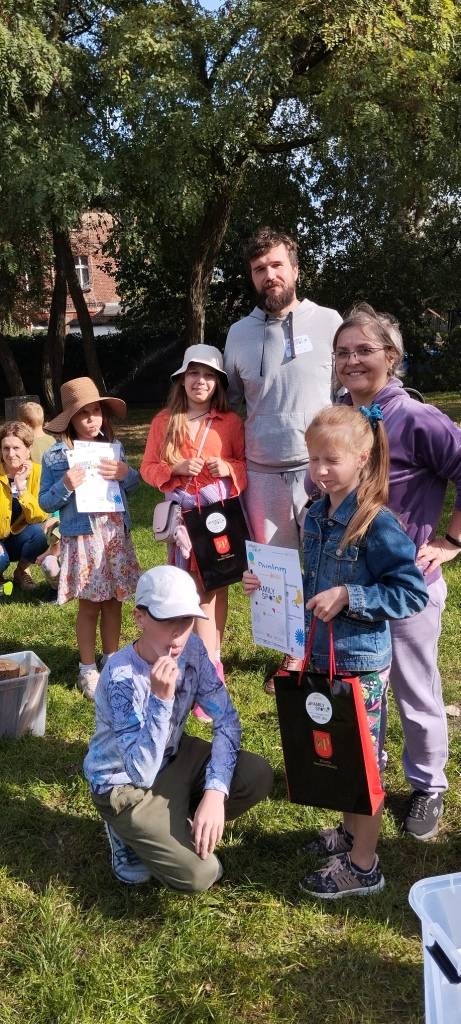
[45,377,127,433]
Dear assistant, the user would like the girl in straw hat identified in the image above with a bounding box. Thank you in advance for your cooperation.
[141,345,247,718]
[39,378,141,699]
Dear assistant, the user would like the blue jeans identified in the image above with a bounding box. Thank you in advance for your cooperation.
[0,525,48,573]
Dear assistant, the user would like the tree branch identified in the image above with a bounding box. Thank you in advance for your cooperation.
[253,134,318,154]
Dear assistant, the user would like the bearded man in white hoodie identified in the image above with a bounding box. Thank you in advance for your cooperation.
[224,227,342,550]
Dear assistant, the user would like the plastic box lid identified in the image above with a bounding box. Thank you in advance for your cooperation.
[409,873,461,979]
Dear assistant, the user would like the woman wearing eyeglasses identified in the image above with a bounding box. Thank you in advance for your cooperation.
[332,303,461,842]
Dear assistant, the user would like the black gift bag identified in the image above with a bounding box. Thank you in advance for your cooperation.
[184,495,250,591]
[274,621,384,816]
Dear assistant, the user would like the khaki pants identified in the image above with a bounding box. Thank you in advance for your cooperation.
[92,734,273,892]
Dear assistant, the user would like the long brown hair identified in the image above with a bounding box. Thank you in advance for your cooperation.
[161,370,229,465]
[305,405,389,548]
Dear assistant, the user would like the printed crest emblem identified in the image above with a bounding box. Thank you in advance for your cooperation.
[213,534,231,555]
[313,730,333,759]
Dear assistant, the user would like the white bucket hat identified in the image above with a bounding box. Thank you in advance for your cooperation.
[135,565,208,620]
[171,344,228,388]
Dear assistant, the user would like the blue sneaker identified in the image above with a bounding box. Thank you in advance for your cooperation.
[299,852,385,899]
[104,823,152,885]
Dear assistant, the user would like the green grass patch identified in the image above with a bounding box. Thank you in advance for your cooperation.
[0,396,460,1024]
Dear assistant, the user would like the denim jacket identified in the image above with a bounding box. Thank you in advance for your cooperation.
[39,441,139,537]
[303,491,428,672]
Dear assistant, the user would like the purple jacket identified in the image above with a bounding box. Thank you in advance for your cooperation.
[342,379,461,584]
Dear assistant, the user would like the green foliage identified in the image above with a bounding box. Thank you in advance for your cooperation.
[100,0,461,338]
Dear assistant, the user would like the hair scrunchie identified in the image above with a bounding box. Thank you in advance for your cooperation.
[359,403,383,429]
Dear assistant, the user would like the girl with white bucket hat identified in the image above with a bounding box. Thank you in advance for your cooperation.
[141,345,247,717]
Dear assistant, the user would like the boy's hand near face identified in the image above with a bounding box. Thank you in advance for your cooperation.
[150,656,179,701]
[191,790,225,858]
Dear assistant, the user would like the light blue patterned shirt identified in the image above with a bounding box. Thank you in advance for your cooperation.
[83,635,241,797]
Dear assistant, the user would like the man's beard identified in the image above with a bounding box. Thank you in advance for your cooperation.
[257,283,296,313]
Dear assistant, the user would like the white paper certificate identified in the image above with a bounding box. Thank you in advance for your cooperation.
[245,541,305,658]
[67,440,123,514]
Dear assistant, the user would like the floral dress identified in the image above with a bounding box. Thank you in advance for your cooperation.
[58,512,140,604]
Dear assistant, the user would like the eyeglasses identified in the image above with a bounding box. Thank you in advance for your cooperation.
[334,345,388,362]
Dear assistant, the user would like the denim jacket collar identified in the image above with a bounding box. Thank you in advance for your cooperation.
[309,489,359,528]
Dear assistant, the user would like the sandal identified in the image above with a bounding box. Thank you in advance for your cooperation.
[263,655,303,695]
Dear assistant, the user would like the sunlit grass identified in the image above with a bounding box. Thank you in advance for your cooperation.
[0,394,460,1024]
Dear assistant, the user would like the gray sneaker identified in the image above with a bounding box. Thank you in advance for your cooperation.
[299,823,353,857]
[404,790,443,840]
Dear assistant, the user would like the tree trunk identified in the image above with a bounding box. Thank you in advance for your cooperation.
[184,183,238,345]
[56,225,106,391]
[0,334,26,396]
[41,225,68,413]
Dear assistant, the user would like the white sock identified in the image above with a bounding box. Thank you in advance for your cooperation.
[79,661,97,673]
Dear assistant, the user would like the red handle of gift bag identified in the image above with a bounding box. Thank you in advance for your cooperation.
[298,617,337,685]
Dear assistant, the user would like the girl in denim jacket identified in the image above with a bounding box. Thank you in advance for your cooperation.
[39,378,140,700]
[244,404,427,899]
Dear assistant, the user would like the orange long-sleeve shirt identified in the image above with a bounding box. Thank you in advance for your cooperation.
[140,408,247,496]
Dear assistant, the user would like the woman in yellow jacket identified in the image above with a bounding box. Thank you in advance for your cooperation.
[0,420,48,590]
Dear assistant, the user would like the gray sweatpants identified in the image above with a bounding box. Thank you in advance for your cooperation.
[387,575,448,794]
[244,468,307,548]
[92,734,273,892]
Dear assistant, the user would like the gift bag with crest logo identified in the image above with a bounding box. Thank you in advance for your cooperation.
[183,481,250,591]
[274,620,384,815]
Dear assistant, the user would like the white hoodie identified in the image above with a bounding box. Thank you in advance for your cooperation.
[224,299,342,472]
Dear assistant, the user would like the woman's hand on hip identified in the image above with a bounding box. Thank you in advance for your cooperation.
[417,537,460,575]
[306,586,349,622]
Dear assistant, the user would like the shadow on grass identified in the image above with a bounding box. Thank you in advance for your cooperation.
[2,770,460,936]
[0,735,86,784]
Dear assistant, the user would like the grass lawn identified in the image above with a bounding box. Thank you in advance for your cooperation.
[1,396,460,1024]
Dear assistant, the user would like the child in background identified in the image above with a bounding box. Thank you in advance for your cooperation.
[141,345,246,715]
[244,404,428,899]
[17,401,60,590]
[39,377,140,699]
[17,401,55,463]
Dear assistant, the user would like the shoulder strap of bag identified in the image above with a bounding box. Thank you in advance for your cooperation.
[195,416,213,459]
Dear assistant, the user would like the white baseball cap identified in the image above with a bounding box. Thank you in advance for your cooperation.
[135,565,208,620]
[171,344,228,387]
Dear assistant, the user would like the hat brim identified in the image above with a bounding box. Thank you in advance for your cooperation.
[171,362,228,388]
[147,605,208,620]
[45,395,127,434]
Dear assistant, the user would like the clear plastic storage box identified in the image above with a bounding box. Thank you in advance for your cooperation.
[409,872,461,1023]
[0,651,49,738]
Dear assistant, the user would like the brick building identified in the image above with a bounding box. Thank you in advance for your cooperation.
[34,211,121,335]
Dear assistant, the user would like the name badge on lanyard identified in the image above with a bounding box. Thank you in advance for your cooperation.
[284,334,313,358]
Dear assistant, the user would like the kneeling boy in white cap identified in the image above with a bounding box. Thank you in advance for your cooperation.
[84,565,273,891]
